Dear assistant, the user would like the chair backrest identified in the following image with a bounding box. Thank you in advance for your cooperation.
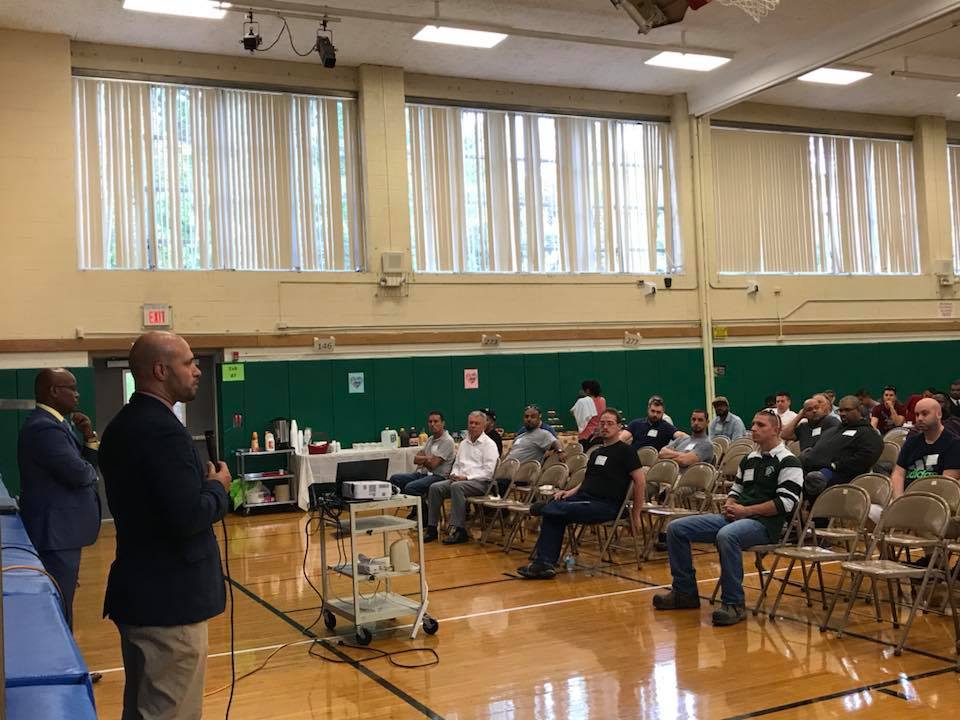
[637,446,659,468]
[875,492,950,540]
[851,473,893,509]
[513,460,541,485]
[565,467,585,490]
[494,457,520,481]
[571,442,585,455]
[585,444,601,458]
[808,484,871,527]
[728,438,756,454]
[713,436,730,454]
[710,441,724,466]
[538,463,569,490]
[542,453,565,471]
[565,452,589,476]
[786,440,801,456]
[675,462,718,494]
[719,446,750,478]
[905,475,960,515]
[645,459,679,492]
[883,427,909,448]
[877,441,900,468]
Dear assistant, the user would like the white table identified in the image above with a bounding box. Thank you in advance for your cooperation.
[294,446,421,511]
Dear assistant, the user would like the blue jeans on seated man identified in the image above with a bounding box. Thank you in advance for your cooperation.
[666,514,769,607]
[529,493,622,566]
[390,471,444,498]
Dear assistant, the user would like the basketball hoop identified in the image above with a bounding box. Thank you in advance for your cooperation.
[715,0,780,22]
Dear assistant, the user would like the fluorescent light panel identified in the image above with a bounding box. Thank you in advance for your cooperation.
[122,0,230,19]
[414,25,507,49]
[798,67,872,85]
[645,51,730,72]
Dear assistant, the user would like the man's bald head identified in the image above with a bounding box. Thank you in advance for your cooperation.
[34,367,80,415]
[914,397,943,434]
[129,331,201,405]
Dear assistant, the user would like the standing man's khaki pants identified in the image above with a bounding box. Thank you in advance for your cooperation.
[117,621,208,720]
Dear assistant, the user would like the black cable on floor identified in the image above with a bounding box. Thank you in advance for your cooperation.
[221,517,236,719]
[308,639,439,669]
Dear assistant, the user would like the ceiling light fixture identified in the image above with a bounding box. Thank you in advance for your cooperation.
[645,51,731,72]
[413,25,507,48]
[798,67,872,85]
[122,0,231,19]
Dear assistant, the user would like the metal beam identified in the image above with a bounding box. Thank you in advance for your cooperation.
[687,0,960,117]
[238,0,733,57]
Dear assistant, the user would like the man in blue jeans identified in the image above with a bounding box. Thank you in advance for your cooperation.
[516,408,646,579]
[653,409,802,625]
[389,411,455,518]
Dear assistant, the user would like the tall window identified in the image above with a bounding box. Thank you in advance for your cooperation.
[712,127,920,275]
[950,144,960,273]
[74,77,362,271]
[405,104,678,274]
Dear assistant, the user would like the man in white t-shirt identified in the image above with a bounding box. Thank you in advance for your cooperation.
[775,391,797,428]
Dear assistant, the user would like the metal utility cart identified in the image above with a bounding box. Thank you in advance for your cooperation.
[318,493,437,645]
[234,448,298,515]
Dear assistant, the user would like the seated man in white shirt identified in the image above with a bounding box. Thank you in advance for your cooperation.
[425,411,499,545]
[775,392,797,428]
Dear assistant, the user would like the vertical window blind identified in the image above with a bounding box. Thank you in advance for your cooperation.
[711,127,920,275]
[406,103,678,274]
[74,77,362,271]
[950,144,960,273]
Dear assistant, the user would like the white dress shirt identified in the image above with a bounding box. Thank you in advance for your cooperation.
[450,432,499,481]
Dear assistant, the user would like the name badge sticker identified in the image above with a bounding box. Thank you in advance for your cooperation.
[647,429,659,438]
[742,468,755,483]
[595,455,607,466]
[842,430,857,437]
[812,428,822,437]
[925,454,940,468]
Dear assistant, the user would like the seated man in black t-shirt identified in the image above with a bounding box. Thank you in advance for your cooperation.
[893,398,960,498]
[517,409,646,580]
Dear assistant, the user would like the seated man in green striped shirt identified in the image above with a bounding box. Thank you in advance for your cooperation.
[653,409,803,626]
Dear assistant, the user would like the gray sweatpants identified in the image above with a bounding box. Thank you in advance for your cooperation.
[427,478,488,529]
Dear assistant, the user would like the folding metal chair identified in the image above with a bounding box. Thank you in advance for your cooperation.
[638,446,659,468]
[821,492,957,657]
[754,484,871,619]
[639,463,717,562]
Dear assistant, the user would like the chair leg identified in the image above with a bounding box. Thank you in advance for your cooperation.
[815,562,827,610]
[821,568,850,632]
[799,560,814,608]
[871,578,883,623]
[769,557,796,621]
[886,579,900,629]
[835,572,866,638]
[895,570,936,657]
[751,554,780,616]
[944,559,960,659]
[709,578,721,606]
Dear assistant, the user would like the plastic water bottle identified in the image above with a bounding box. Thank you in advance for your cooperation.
[564,555,575,573]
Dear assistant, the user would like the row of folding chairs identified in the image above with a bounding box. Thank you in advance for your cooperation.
[749,473,960,658]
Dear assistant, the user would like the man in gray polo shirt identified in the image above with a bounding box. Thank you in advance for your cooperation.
[498,406,565,493]
[659,409,714,469]
[389,410,455,517]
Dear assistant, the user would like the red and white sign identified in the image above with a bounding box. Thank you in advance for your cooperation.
[142,303,172,328]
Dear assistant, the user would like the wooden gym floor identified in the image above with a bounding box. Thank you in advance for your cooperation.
[72,512,960,719]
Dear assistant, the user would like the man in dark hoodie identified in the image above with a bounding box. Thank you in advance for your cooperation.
[801,395,883,499]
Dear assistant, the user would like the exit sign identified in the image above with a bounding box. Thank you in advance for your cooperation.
[142,304,172,328]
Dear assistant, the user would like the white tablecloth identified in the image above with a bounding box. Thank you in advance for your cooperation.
[294,446,421,511]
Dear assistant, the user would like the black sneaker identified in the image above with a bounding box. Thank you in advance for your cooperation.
[442,527,470,545]
[423,526,439,543]
[712,603,746,626]
[652,590,701,610]
[517,563,557,580]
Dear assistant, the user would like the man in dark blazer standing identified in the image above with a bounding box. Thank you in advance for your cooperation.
[17,368,101,629]
[100,331,231,720]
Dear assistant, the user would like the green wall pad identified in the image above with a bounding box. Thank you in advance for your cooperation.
[216,348,706,468]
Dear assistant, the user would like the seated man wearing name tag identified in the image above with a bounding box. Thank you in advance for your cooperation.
[388,410,455,519]
[802,395,883,501]
[516,409,646,580]
[893,398,960,497]
[781,394,840,451]
[654,409,802,627]
[622,397,683,452]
